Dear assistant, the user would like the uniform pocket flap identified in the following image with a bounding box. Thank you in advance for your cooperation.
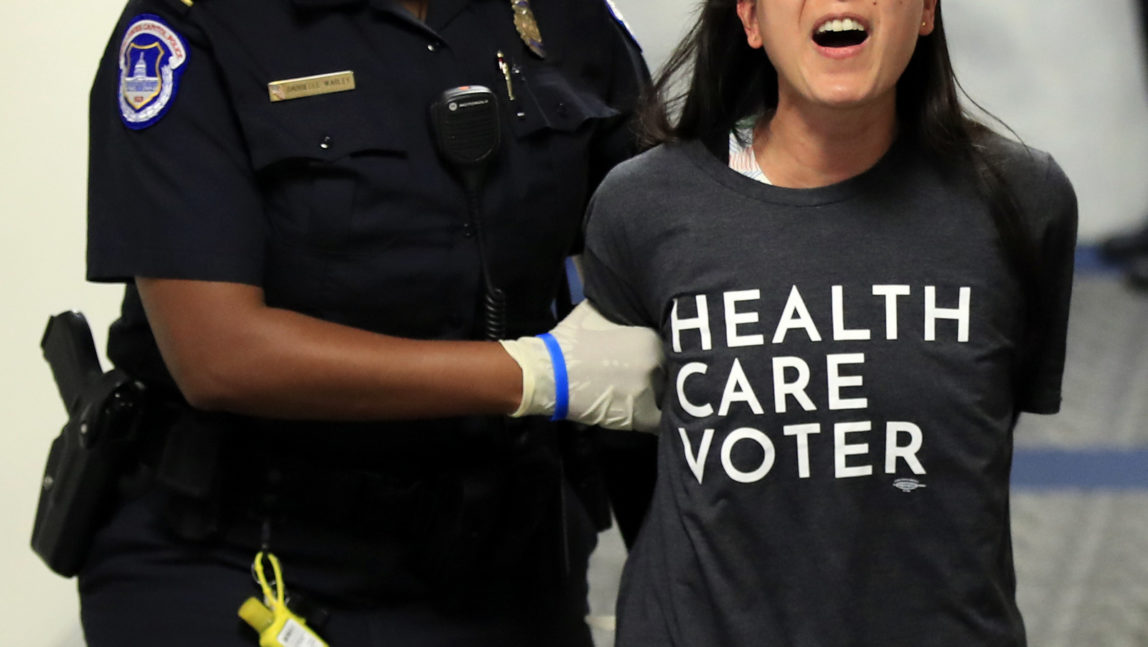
[512,66,620,138]
[238,92,408,171]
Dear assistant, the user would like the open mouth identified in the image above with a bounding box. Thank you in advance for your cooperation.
[812,18,869,48]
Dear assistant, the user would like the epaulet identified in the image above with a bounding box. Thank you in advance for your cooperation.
[603,0,641,50]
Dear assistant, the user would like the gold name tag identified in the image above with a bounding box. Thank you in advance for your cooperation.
[268,71,356,102]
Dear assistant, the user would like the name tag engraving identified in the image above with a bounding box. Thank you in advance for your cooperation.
[268,71,355,102]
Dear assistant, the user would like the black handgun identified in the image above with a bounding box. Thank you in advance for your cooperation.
[31,312,145,577]
[42,311,104,416]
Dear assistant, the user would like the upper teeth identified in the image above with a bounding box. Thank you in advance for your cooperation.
[817,18,865,33]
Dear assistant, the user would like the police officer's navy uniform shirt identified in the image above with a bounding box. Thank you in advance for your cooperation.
[87,0,646,468]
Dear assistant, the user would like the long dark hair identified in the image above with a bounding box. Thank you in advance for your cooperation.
[641,0,1037,318]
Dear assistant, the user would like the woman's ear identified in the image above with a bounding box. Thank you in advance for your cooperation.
[736,0,764,49]
[920,0,938,35]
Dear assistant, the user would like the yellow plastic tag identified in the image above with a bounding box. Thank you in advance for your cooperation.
[238,552,329,647]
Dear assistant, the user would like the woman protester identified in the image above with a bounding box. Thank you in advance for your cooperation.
[581,0,1077,645]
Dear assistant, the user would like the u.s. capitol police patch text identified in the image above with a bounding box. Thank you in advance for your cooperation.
[118,14,189,130]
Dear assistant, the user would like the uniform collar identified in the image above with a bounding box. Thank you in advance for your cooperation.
[366,0,471,32]
[291,0,366,9]
[290,0,474,44]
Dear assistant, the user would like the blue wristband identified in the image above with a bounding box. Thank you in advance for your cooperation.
[538,333,569,421]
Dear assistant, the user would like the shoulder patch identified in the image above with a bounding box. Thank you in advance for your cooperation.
[118,14,190,130]
[603,0,640,49]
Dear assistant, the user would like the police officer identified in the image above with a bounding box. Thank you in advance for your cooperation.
[80,0,657,645]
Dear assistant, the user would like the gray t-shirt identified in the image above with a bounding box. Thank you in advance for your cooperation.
[582,135,1077,647]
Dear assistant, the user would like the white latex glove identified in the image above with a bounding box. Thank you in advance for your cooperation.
[499,301,664,432]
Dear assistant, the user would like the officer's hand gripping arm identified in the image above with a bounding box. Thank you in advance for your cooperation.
[499,301,663,432]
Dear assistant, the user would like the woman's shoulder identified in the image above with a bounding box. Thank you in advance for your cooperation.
[586,143,700,239]
[605,141,696,179]
[975,130,1077,233]
[595,142,702,200]
[976,130,1073,197]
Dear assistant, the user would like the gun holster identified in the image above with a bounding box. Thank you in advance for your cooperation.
[31,369,146,577]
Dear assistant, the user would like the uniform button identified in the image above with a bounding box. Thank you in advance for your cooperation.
[461,222,474,238]
[556,102,569,117]
[427,41,440,52]
[319,135,333,150]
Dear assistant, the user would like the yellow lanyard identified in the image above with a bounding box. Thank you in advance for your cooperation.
[254,551,286,610]
[238,551,329,647]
